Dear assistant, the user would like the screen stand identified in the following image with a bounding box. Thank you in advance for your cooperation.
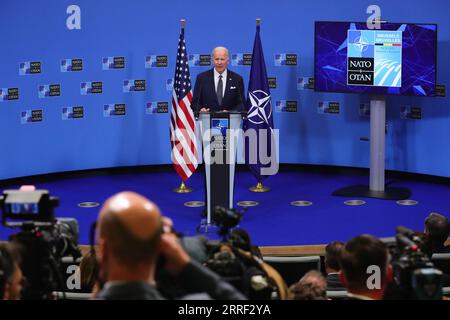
[332,95,411,200]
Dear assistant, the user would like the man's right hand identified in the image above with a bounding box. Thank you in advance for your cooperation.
[159,231,191,276]
[200,107,210,112]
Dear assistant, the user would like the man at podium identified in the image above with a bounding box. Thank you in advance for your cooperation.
[192,46,245,113]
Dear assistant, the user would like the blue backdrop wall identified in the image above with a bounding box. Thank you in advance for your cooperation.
[0,0,449,180]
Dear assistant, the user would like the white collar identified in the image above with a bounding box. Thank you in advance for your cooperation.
[214,68,227,79]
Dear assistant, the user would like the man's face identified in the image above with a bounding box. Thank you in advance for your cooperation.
[6,264,23,300]
[213,49,228,73]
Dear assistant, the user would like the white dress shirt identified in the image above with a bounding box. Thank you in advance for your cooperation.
[213,68,227,98]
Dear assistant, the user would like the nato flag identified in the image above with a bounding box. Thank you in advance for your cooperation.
[244,24,276,182]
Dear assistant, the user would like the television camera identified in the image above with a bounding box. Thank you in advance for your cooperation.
[387,226,443,300]
[0,188,81,299]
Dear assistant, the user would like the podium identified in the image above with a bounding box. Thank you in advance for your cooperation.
[198,111,244,232]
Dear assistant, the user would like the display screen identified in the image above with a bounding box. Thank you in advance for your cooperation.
[8,202,39,214]
[314,21,437,96]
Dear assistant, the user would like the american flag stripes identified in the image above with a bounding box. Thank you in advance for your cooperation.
[170,27,198,181]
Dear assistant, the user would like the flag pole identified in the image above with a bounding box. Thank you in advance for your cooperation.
[249,18,270,193]
[173,18,194,194]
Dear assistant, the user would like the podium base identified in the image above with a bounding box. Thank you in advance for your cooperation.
[332,185,411,200]
[249,182,271,193]
[196,219,220,234]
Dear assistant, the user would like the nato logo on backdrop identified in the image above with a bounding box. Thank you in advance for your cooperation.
[0,88,19,101]
[267,77,277,89]
[189,54,211,67]
[275,100,297,112]
[145,55,168,68]
[318,101,340,114]
[435,84,446,97]
[146,102,169,114]
[62,106,84,120]
[231,54,252,66]
[19,61,41,75]
[400,106,422,120]
[297,77,314,90]
[38,84,60,98]
[359,103,370,117]
[102,56,125,70]
[61,59,83,72]
[104,103,126,117]
[81,82,103,95]
[274,54,297,66]
[166,78,174,92]
[123,80,146,92]
[21,109,43,124]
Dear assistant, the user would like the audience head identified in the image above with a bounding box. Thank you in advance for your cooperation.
[0,243,23,300]
[325,241,344,273]
[340,235,392,299]
[289,270,327,300]
[212,46,229,73]
[424,213,450,251]
[79,250,100,292]
[96,191,163,282]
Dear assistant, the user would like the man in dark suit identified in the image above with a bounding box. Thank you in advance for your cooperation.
[339,235,392,300]
[95,191,245,300]
[424,212,450,254]
[192,47,245,114]
[324,241,346,291]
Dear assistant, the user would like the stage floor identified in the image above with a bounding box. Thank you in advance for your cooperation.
[1,168,449,247]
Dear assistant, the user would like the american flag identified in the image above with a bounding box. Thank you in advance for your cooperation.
[170,27,198,181]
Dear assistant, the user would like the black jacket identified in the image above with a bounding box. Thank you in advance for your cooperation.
[192,69,245,113]
[97,260,246,300]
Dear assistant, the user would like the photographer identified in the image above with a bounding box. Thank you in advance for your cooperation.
[0,243,23,300]
[94,191,245,300]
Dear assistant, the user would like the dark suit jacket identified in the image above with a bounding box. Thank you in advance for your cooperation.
[97,281,165,300]
[192,68,245,113]
[96,260,246,300]
[436,245,450,254]
[326,273,346,291]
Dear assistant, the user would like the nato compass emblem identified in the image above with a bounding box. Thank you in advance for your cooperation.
[247,90,272,125]
[354,35,370,54]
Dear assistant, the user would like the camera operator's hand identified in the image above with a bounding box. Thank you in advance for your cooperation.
[159,231,191,276]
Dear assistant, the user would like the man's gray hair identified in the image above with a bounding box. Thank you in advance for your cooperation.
[212,46,229,57]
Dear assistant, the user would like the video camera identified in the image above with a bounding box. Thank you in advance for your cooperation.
[387,226,443,300]
[204,206,277,299]
[211,205,243,239]
[0,188,81,299]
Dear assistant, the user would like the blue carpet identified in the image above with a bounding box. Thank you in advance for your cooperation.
[0,170,449,247]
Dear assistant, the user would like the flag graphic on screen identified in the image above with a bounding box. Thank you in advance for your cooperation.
[170,27,198,182]
[245,24,276,181]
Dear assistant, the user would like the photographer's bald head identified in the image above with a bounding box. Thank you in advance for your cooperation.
[96,191,164,282]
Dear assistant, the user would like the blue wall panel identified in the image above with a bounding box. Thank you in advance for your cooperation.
[0,0,449,179]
